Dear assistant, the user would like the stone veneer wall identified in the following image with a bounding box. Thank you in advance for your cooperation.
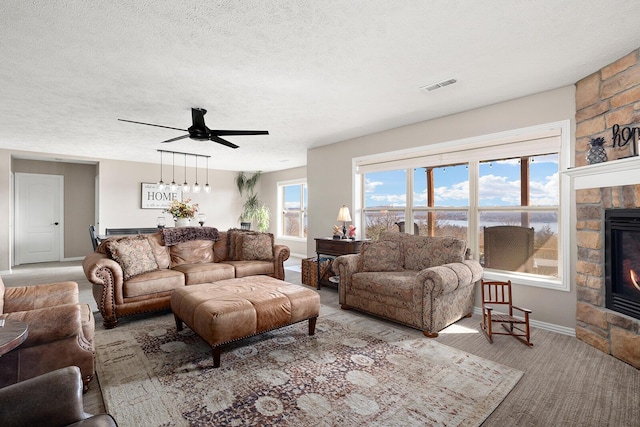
[574,48,640,369]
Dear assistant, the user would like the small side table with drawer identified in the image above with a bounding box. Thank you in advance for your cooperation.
[314,238,366,289]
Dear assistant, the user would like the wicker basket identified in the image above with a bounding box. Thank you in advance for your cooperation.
[301,257,335,287]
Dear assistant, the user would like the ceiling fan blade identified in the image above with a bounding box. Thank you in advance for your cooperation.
[118,119,187,132]
[212,130,269,136]
[161,135,190,143]
[191,108,207,129]
[211,135,239,149]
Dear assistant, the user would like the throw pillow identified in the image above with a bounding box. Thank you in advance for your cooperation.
[213,232,228,262]
[360,240,403,272]
[146,232,170,269]
[403,236,467,270]
[227,228,254,261]
[241,233,274,261]
[227,228,274,260]
[106,235,159,280]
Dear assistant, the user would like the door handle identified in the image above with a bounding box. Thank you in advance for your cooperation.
[54,222,59,225]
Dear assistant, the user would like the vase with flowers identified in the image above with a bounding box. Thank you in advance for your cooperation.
[165,198,199,227]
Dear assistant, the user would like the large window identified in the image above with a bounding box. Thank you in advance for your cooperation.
[358,122,569,289]
[278,180,307,239]
[478,154,559,277]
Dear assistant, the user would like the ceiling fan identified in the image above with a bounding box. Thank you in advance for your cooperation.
[118,108,268,149]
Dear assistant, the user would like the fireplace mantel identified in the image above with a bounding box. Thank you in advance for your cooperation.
[564,156,640,190]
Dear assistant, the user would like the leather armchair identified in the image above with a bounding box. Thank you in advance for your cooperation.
[0,366,117,427]
[0,278,95,390]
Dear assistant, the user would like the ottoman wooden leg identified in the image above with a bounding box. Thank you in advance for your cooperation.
[174,314,184,331]
[212,347,222,368]
[309,317,317,336]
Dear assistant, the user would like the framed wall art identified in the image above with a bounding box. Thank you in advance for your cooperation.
[141,183,181,209]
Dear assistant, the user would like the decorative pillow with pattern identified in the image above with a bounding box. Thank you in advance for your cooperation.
[360,240,403,272]
[147,232,170,269]
[227,228,255,260]
[241,233,274,261]
[106,235,159,280]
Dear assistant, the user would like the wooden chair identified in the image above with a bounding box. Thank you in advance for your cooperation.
[483,226,535,273]
[394,221,419,235]
[88,225,100,251]
[480,280,533,346]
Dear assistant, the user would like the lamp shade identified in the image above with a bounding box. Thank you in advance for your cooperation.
[337,205,352,222]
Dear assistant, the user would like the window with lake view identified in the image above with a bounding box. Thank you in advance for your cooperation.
[360,140,561,280]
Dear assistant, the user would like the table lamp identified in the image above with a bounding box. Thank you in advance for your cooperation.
[337,205,352,239]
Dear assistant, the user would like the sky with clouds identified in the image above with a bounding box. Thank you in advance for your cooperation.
[364,154,558,208]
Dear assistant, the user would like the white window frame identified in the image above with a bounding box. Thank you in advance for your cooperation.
[354,120,571,292]
[277,178,307,242]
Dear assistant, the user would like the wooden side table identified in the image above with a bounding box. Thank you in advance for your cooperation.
[0,319,28,356]
[314,238,366,289]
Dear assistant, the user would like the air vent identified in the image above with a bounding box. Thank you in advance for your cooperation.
[420,78,457,92]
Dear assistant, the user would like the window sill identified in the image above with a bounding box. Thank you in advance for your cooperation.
[277,236,307,243]
[482,269,568,292]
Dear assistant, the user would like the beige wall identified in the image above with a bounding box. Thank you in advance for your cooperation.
[0,149,244,271]
[97,159,241,233]
[307,85,578,329]
[261,166,308,257]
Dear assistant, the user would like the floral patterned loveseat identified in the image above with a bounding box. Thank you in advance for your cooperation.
[333,231,482,337]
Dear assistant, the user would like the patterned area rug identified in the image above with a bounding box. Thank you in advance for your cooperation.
[95,306,523,427]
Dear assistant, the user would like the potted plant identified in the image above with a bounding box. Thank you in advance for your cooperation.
[164,198,198,227]
[236,171,270,232]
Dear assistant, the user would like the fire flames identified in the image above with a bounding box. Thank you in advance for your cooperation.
[631,270,640,292]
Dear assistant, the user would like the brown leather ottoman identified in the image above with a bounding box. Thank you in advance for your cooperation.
[170,276,320,368]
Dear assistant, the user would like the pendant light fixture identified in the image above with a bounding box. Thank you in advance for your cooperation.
[157,149,210,195]
[204,156,211,193]
[182,153,190,193]
[157,151,165,190]
[193,156,201,194]
[170,152,178,192]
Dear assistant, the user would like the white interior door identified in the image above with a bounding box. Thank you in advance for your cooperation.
[15,173,63,264]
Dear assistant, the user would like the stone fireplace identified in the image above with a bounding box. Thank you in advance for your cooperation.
[571,48,640,369]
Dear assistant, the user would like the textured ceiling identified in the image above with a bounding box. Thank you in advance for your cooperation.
[1,1,640,171]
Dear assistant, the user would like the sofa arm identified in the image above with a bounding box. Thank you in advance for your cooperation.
[416,259,483,297]
[272,244,291,280]
[3,281,79,312]
[82,252,124,328]
[333,254,361,303]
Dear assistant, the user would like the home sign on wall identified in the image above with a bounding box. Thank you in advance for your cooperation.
[141,183,181,209]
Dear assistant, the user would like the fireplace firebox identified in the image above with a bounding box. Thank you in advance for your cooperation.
[605,209,640,320]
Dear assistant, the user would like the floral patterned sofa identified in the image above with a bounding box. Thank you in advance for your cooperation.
[83,228,289,328]
[333,232,482,337]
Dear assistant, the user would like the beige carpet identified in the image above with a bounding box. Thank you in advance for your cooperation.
[7,261,639,426]
[95,304,522,427]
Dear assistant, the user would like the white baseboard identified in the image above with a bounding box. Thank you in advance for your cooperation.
[62,256,84,262]
[472,306,575,337]
[289,252,308,260]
